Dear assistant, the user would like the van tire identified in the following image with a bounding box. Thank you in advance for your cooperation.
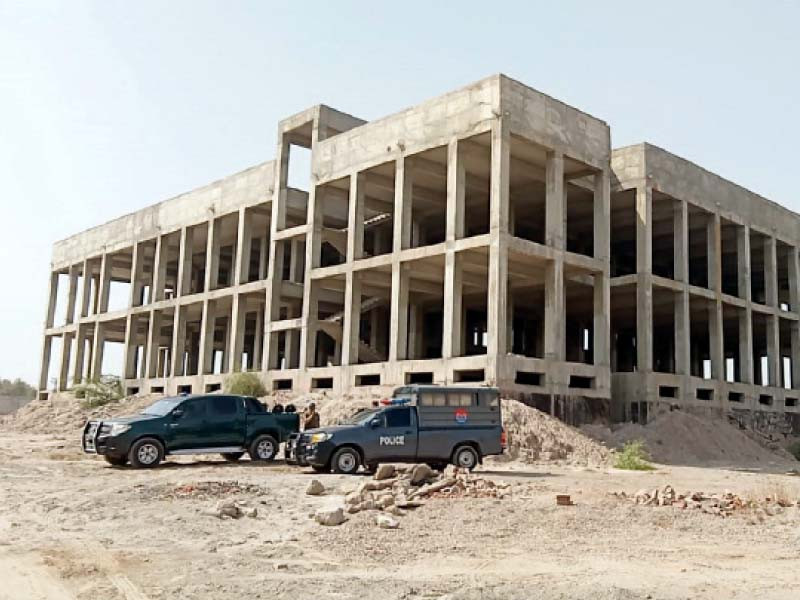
[249,435,278,462]
[129,438,164,468]
[452,445,480,470]
[221,452,244,462]
[331,447,361,475]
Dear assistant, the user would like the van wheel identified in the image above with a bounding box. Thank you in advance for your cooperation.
[104,455,128,467]
[331,447,361,475]
[452,445,479,470]
[249,435,278,462]
[221,452,244,462]
[129,438,164,469]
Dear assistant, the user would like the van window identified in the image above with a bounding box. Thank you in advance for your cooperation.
[421,392,446,407]
[210,396,239,416]
[385,408,411,428]
[448,392,473,407]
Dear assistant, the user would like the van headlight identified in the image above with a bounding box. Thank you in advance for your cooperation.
[308,432,332,444]
[108,423,131,436]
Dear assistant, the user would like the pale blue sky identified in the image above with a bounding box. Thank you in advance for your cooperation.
[1,1,799,385]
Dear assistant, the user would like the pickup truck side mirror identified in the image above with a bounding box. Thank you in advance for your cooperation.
[171,408,184,419]
[369,418,381,429]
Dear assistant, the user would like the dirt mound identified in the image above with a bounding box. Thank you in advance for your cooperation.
[491,399,612,467]
[2,391,162,435]
[582,410,795,468]
[263,388,390,427]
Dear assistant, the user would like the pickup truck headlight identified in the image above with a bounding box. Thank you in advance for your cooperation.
[108,423,131,437]
[308,432,332,444]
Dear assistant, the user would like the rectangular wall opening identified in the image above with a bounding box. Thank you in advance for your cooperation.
[565,271,594,364]
[696,388,714,401]
[409,145,447,249]
[653,287,676,373]
[720,219,740,297]
[405,372,434,384]
[565,177,594,257]
[610,190,636,277]
[355,374,381,386]
[659,386,677,398]
[312,377,333,389]
[361,161,396,258]
[688,205,711,289]
[651,193,676,279]
[273,379,293,391]
[610,284,637,372]
[750,231,767,304]
[728,391,744,403]
[316,176,349,267]
[569,375,594,389]
[453,369,485,383]
[509,134,546,244]
[515,371,543,386]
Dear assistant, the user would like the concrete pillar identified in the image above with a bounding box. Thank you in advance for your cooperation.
[442,252,463,358]
[545,152,565,249]
[253,306,264,369]
[767,314,780,386]
[593,170,610,262]
[235,207,253,286]
[152,235,167,302]
[394,157,413,252]
[97,253,111,314]
[446,138,466,241]
[129,242,144,306]
[90,324,104,379]
[171,306,187,377]
[765,236,778,307]
[204,218,220,292]
[289,240,303,285]
[544,260,564,361]
[176,227,193,297]
[487,121,509,357]
[44,271,58,329]
[57,333,73,391]
[72,326,87,385]
[230,294,247,371]
[259,236,269,280]
[221,307,232,372]
[65,265,80,325]
[123,313,137,379]
[593,271,610,367]
[737,226,751,301]
[674,199,688,282]
[145,310,162,378]
[341,272,362,365]
[299,176,323,370]
[709,301,724,379]
[389,263,410,361]
[347,173,365,262]
[707,214,721,292]
[636,186,653,372]
[39,336,53,390]
[739,308,753,383]
[675,290,691,375]
[199,299,216,375]
[80,260,92,318]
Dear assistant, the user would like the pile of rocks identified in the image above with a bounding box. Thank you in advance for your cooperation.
[151,480,265,500]
[612,484,797,518]
[205,498,259,520]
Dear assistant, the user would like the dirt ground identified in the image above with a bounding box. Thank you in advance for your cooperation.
[2,429,800,600]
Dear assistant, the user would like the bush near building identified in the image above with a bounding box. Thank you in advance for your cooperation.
[224,372,266,397]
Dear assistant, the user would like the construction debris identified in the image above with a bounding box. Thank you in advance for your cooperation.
[151,480,265,500]
[306,479,325,496]
[315,507,346,526]
[206,498,258,520]
[556,494,574,506]
[611,484,798,518]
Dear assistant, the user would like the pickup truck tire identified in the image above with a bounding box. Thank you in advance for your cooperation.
[104,455,128,467]
[452,445,480,470]
[249,435,278,462]
[129,438,164,468]
[331,447,361,475]
[221,452,244,462]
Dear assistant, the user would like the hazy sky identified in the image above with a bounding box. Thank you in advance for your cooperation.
[2,1,799,386]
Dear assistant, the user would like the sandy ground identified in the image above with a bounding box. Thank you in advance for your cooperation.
[1,431,800,599]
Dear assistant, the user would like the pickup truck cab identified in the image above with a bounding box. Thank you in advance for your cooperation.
[82,394,299,468]
[287,385,504,474]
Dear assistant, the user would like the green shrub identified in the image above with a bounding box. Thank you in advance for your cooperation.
[614,439,655,471]
[74,376,123,408]
[224,372,266,397]
[787,441,800,462]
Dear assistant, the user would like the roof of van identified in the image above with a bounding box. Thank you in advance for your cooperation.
[393,385,499,394]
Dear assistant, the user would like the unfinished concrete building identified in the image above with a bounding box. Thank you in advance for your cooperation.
[38,74,800,430]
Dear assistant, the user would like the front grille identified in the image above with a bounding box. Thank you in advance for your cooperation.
[83,421,101,453]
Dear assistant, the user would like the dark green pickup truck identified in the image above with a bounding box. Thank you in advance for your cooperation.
[82,394,299,468]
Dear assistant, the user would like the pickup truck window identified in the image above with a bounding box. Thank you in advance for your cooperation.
[210,396,238,416]
[182,398,206,418]
[385,408,411,428]
[245,398,265,413]
[141,397,183,416]
[342,408,381,425]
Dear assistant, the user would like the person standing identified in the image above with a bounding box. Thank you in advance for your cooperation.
[302,402,320,431]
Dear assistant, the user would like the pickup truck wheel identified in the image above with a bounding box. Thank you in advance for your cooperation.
[221,452,244,462]
[249,435,278,462]
[129,438,164,469]
[331,447,361,475]
[452,445,479,471]
[104,455,128,467]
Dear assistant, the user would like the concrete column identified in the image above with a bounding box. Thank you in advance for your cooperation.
[80,260,92,318]
[545,152,565,249]
[273,137,290,232]
[446,138,466,241]
[39,336,53,390]
[544,260,564,361]
[145,310,162,378]
[171,306,187,377]
[675,290,691,375]
[765,236,778,307]
[229,294,247,371]
[72,326,87,385]
[487,121,509,358]
[709,301,724,379]
[767,314,780,386]
[65,265,80,325]
[221,307,233,372]
[674,199,688,282]
[289,240,303,285]
[299,177,323,369]
[389,262,409,361]
[176,227,193,297]
[44,271,58,329]
[394,157,413,252]
[235,207,253,286]
[123,313,137,379]
[152,235,167,302]
[253,306,264,369]
[739,308,753,383]
[199,299,216,375]
[593,271,610,367]
[57,333,73,391]
[636,186,653,372]
[490,121,510,235]
[204,218,220,292]
[442,252,463,358]
[789,248,800,312]
[636,186,653,274]
[593,170,611,261]
[347,173,365,262]
[790,320,800,390]
[341,272,362,366]
[737,226,751,301]
[129,242,144,306]
[97,253,111,314]
[90,324,104,379]
[707,214,721,292]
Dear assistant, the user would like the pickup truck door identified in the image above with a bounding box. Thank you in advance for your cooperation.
[206,396,246,448]
[370,407,417,461]
[165,398,209,451]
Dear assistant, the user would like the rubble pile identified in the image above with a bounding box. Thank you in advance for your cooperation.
[612,484,797,518]
[157,480,266,500]
[205,498,259,520]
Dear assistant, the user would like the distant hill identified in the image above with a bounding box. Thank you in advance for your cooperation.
[0,378,36,415]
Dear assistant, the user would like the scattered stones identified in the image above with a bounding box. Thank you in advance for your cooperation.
[206,498,259,520]
[151,480,265,501]
[315,507,346,526]
[375,513,399,529]
[374,464,396,480]
[305,479,325,496]
[409,463,436,485]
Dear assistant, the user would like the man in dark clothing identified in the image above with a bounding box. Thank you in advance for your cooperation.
[303,402,320,431]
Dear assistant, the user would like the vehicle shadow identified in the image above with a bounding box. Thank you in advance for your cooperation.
[477,468,559,479]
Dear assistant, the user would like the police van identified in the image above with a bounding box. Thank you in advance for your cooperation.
[286,385,504,474]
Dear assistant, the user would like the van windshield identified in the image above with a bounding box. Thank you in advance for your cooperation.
[342,408,382,426]
[141,397,184,416]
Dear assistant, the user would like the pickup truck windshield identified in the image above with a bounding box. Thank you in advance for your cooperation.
[342,408,382,426]
[141,397,184,416]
